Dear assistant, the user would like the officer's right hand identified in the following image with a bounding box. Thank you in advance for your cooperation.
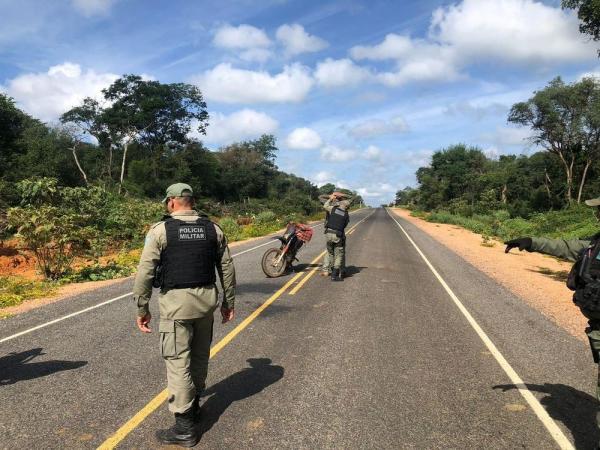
[136,313,152,333]
[221,306,234,324]
[504,237,533,253]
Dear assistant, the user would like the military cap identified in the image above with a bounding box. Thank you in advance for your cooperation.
[585,196,600,207]
[162,183,194,203]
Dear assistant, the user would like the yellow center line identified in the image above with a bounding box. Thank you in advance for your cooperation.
[97,210,373,449]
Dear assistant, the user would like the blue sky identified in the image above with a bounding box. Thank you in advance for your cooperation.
[1,0,599,205]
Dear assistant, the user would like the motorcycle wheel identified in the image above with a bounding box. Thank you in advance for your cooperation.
[261,247,288,278]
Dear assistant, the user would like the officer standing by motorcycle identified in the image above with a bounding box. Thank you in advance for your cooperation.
[323,192,351,281]
[505,195,600,446]
[133,183,236,447]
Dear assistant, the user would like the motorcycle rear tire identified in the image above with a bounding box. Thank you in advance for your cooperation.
[261,247,288,278]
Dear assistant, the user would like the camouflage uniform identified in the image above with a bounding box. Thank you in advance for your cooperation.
[507,197,600,445]
[323,198,351,272]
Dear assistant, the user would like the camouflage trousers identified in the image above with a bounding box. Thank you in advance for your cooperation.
[159,315,214,413]
[325,232,345,270]
[586,320,600,442]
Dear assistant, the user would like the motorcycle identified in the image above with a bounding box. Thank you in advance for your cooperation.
[261,222,313,278]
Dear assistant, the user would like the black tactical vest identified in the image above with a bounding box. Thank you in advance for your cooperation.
[326,206,349,236]
[160,218,218,290]
[568,233,600,316]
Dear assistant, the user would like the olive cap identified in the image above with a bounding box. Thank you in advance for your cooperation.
[585,197,600,207]
[162,183,194,203]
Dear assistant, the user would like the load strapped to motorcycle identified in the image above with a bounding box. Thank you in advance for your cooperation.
[261,222,313,278]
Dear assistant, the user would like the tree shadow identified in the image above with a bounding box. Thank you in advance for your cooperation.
[198,358,284,436]
[0,348,87,386]
[494,383,599,449]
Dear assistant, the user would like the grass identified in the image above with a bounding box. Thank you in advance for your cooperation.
[414,205,598,242]
[0,276,58,309]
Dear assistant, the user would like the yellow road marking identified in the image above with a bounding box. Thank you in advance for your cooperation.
[97,211,374,450]
[289,253,326,295]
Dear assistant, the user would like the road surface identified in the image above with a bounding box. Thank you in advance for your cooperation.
[0,208,597,449]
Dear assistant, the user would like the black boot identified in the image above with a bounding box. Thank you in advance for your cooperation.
[331,268,338,281]
[155,408,199,447]
[192,395,202,424]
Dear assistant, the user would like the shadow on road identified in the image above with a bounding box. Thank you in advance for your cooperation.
[198,358,284,436]
[343,266,367,279]
[494,383,599,449]
[0,348,87,386]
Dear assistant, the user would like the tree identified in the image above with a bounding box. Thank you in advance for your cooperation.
[508,77,589,204]
[563,0,600,55]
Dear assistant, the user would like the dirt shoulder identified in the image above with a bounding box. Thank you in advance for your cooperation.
[391,208,588,342]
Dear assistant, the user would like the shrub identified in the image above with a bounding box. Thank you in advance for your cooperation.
[0,276,57,308]
[218,217,243,241]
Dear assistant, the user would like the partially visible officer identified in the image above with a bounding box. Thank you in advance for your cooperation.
[323,192,351,281]
[133,183,236,447]
[505,195,600,447]
[318,193,336,276]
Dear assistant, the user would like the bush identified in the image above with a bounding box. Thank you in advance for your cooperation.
[0,276,57,308]
[218,217,243,241]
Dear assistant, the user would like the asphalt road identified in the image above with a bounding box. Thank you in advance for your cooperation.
[0,208,597,449]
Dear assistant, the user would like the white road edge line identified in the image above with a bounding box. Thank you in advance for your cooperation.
[384,208,574,450]
[0,209,371,345]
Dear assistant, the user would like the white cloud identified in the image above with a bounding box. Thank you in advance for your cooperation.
[364,145,383,161]
[192,63,314,104]
[2,62,118,122]
[348,115,409,139]
[72,0,116,16]
[430,0,596,65]
[480,126,535,148]
[202,109,279,145]
[285,127,323,149]
[276,24,328,56]
[213,24,271,49]
[320,145,357,162]
[347,0,597,88]
[357,182,397,201]
[314,58,372,88]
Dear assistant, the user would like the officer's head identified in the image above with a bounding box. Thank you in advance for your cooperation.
[163,183,195,213]
[585,196,600,221]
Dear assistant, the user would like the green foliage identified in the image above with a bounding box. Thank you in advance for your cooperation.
[0,276,58,308]
[563,0,600,50]
[218,217,243,242]
[426,205,598,242]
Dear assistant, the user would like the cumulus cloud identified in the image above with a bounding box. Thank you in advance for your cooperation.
[348,115,409,139]
[72,0,117,16]
[2,62,118,122]
[201,109,279,145]
[348,0,597,88]
[357,182,397,200]
[320,145,357,162]
[239,48,273,63]
[480,126,535,148]
[430,0,595,65]
[285,127,323,149]
[276,24,328,56]
[192,63,314,104]
[364,145,383,161]
[314,58,372,88]
[213,24,272,49]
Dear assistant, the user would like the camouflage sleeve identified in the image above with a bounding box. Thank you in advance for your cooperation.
[132,224,163,317]
[530,237,590,262]
[323,198,334,213]
[215,225,236,309]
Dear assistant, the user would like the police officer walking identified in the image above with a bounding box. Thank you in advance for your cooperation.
[323,192,351,281]
[133,183,236,447]
[505,195,600,447]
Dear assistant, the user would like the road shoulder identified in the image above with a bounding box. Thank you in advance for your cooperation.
[390,208,587,341]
